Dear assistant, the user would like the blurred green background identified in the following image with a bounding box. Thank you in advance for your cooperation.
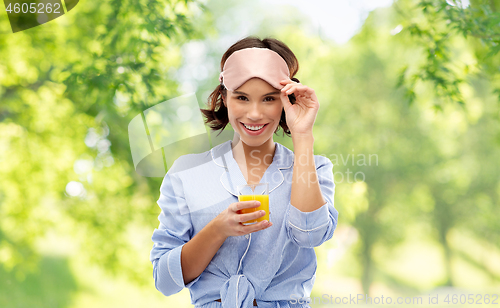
[1,0,499,307]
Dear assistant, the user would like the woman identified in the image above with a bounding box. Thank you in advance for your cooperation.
[150,36,338,308]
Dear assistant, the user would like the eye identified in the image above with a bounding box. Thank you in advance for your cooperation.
[264,96,275,102]
[237,96,248,101]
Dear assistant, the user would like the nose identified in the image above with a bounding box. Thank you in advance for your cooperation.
[247,101,264,121]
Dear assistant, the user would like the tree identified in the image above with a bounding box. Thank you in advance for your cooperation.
[0,0,209,286]
[395,0,500,110]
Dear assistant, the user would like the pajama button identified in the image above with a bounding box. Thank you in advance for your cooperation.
[245,235,249,239]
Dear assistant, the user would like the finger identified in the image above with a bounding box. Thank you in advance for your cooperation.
[238,210,265,223]
[285,84,310,95]
[240,200,261,209]
[260,220,272,229]
[281,83,295,93]
[232,202,240,213]
[242,220,271,234]
[281,90,292,109]
[280,86,290,94]
[281,78,298,84]
[237,208,265,221]
[280,79,293,85]
[233,201,258,212]
[283,84,301,95]
[280,80,299,92]
[254,220,272,231]
[233,215,242,224]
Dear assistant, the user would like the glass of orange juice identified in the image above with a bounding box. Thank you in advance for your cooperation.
[236,183,270,226]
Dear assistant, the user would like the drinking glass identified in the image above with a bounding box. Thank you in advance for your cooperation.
[236,183,270,226]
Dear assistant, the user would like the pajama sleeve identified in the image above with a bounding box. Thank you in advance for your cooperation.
[150,168,201,296]
[285,155,338,248]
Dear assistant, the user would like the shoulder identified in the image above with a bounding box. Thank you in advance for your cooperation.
[277,143,332,172]
[282,142,331,167]
[167,149,213,176]
[314,154,333,168]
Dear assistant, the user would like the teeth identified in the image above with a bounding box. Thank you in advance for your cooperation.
[243,123,265,131]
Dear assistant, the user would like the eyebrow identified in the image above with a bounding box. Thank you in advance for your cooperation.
[232,90,281,97]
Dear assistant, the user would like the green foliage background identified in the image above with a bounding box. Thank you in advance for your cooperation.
[0,0,499,307]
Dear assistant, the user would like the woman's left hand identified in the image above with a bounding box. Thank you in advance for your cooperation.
[279,79,319,137]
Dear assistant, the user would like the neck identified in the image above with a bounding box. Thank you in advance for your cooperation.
[231,135,276,167]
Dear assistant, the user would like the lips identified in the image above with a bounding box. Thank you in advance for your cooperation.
[240,122,268,127]
[240,122,269,135]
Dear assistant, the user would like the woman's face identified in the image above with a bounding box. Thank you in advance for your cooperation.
[223,77,283,147]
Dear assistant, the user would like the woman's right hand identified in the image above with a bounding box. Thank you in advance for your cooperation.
[213,201,273,238]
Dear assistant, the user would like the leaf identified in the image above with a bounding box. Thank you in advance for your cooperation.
[486,43,500,57]
[396,65,409,88]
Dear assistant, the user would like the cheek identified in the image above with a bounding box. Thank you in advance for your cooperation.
[226,106,242,123]
[273,106,284,119]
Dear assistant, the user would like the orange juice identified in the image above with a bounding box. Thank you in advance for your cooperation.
[237,194,269,225]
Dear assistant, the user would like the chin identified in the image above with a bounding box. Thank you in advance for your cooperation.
[240,135,272,146]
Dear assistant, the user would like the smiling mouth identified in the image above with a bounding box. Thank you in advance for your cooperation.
[241,122,268,130]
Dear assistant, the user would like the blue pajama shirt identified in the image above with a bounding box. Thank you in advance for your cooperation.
[150,140,338,308]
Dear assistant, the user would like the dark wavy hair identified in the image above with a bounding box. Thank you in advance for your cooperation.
[200,36,300,138]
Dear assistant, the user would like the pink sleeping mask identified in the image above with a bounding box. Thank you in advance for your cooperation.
[219,47,291,92]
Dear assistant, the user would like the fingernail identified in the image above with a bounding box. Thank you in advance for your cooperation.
[260,210,265,215]
[255,201,260,206]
